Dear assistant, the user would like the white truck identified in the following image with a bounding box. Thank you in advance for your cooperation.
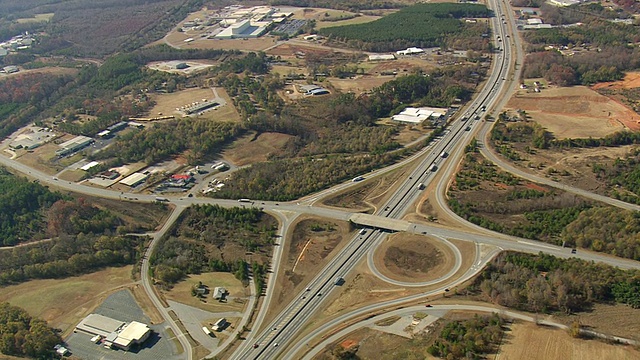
[440,151,448,158]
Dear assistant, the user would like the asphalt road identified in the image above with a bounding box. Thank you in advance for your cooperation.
[1,0,640,358]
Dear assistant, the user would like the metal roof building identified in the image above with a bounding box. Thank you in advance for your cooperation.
[75,314,125,337]
[119,172,149,187]
[110,322,151,351]
[56,135,94,156]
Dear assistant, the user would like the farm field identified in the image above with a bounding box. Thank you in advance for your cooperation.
[506,85,640,139]
[0,266,137,336]
[498,322,640,360]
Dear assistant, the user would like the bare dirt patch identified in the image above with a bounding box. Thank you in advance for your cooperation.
[0,266,136,336]
[373,234,456,282]
[506,85,640,138]
[328,76,392,94]
[222,131,294,166]
[498,321,640,360]
[162,272,248,313]
[592,71,640,90]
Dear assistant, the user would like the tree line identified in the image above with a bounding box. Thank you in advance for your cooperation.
[150,205,276,289]
[0,302,62,359]
[471,252,640,313]
[428,314,504,359]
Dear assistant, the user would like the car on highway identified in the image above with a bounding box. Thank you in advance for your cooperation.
[571,248,577,254]
[273,343,279,347]
[425,304,433,307]
[253,343,259,349]
[306,287,311,291]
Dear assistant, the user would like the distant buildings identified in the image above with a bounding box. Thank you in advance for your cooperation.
[368,54,396,61]
[396,47,424,56]
[298,84,330,96]
[1,65,19,73]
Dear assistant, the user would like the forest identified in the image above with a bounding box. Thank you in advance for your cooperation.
[471,252,640,313]
[0,302,61,359]
[0,168,65,246]
[0,0,204,57]
[150,205,276,288]
[0,233,147,286]
[448,150,640,260]
[319,3,490,52]
[428,314,504,359]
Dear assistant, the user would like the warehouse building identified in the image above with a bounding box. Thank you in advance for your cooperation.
[119,172,149,187]
[396,47,424,56]
[368,54,396,61]
[215,19,268,39]
[74,314,151,351]
[391,107,448,124]
[56,135,94,156]
[75,314,125,337]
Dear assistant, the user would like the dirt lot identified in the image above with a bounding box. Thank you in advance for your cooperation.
[506,85,640,139]
[221,131,294,166]
[498,322,640,360]
[592,71,640,90]
[0,266,138,336]
[262,216,354,331]
[329,75,395,94]
[373,234,456,282]
[162,272,249,313]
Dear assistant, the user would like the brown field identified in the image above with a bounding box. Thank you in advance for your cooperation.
[328,76,393,94]
[498,322,640,360]
[592,71,640,90]
[162,272,249,313]
[14,142,64,175]
[369,59,436,75]
[221,131,294,166]
[0,266,137,336]
[554,303,640,340]
[262,216,354,331]
[506,85,640,139]
[0,66,78,81]
[148,87,240,122]
[292,7,386,29]
[373,234,456,282]
[265,43,334,58]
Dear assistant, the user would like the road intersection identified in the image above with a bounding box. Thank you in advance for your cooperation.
[1,0,640,358]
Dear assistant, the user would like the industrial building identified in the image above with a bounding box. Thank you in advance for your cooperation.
[215,19,268,39]
[2,65,19,73]
[183,100,219,115]
[80,161,100,171]
[368,54,396,61]
[299,84,330,96]
[119,172,149,187]
[56,135,94,156]
[391,107,448,124]
[9,128,55,150]
[396,47,424,56]
[75,314,151,351]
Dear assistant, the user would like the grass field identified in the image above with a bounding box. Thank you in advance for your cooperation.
[0,266,136,336]
[222,131,294,166]
[16,13,54,23]
[506,85,640,139]
[498,322,640,360]
[162,272,249,313]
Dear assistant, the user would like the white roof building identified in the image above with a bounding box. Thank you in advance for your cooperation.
[368,54,396,61]
[75,314,125,337]
[391,107,448,124]
[80,161,100,171]
[215,19,268,39]
[119,172,149,187]
[527,18,543,25]
[396,47,424,56]
[111,322,151,351]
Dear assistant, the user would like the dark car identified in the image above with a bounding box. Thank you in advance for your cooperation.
[425,304,433,307]
[571,248,577,254]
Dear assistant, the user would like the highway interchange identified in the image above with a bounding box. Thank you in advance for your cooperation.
[1,0,640,359]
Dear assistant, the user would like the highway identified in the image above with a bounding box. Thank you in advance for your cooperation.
[1,0,640,358]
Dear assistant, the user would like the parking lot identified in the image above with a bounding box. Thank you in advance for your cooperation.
[65,290,182,360]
